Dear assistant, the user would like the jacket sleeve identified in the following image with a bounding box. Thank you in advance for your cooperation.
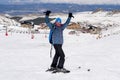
[45,16,53,29]
[62,17,71,30]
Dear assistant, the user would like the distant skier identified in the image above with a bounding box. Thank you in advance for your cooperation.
[44,10,74,73]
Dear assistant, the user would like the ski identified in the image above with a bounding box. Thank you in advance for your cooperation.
[52,70,70,74]
[52,68,70,74]
[46,66,91,74]
[46,67,57,72]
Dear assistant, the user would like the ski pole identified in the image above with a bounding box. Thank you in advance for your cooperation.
[50,44,53,58]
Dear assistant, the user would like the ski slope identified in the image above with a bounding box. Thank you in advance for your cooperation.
[0,11,120,80]
[0,29,120,80]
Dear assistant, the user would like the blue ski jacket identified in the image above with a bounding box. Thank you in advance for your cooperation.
[45,16,71,44]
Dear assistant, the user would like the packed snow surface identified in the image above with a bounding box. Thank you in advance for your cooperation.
[0,29,120,80]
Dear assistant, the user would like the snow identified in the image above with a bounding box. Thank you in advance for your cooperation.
[0,15,20,27]
[72,11,120,24]
[20,15,40,21]
[0,29,120,80]
[0,11,120,80]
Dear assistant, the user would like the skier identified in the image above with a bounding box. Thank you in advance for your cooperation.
[44,10,74,73]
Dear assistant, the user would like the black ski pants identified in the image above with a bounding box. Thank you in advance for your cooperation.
[51,44,65,69]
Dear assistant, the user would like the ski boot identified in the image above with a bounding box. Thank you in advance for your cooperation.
[52,68,70,73]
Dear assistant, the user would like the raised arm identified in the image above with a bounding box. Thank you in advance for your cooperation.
[44,10,53,29]
[62,13,74,30]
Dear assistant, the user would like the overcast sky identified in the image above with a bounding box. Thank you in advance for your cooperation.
[0,0,120,4]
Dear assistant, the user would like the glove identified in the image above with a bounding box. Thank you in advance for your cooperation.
[44,10,51,16]
[68,13,74,18]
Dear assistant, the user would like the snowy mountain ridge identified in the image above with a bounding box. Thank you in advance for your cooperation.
[0,11,120,38]
[0,15,20,27]
[0,10,120,26]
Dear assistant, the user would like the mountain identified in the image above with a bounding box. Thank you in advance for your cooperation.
[0,10,120,36]
[0,3,120,15]
[0,14,20,26]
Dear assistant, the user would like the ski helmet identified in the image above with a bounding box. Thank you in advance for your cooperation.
[55,18,62,23]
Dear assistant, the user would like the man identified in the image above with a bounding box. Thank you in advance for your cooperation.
[44,10,74,73]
